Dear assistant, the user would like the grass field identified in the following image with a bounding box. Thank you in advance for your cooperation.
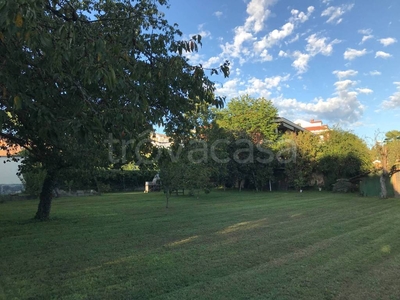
[1,191,400,300]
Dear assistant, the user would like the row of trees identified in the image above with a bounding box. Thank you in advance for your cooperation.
[283,130,371,190]
[156,95,374,196]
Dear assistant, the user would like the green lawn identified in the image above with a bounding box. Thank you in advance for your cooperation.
[1,191,400,300]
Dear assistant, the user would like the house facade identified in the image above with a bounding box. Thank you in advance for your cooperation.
[150,133,171,148]
[295,119,329,139]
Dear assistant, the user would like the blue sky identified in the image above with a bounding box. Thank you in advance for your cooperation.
[162,0,400,142]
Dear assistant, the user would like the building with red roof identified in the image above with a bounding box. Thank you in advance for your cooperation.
[294,119,329,139]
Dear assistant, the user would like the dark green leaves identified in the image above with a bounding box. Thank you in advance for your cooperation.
[1,0,230,175]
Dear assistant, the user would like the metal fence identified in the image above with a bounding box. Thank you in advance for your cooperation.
[359,175,396,198]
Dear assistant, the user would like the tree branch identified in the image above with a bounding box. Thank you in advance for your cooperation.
[45,3,76,22]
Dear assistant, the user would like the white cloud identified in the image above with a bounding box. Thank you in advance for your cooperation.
[369,70,381,76]
[358,29,372,35]
[198,30,211,39]
[270,22,295,40]
[286,34,339,74]
[215,78,242,98]
[254,6,314,54]
[278,50,288,57]
[203,56,221,68]
[382,82,400,109]
[260,49,273,61]
[306,34,340,56]
[216,74,291,100]
[379,37,397,46]
[292,51,311,73]
[290,6,315,23]
[293,10,308,23]
[244,0,277,33]
[221,26,255,60]
[246,78,272,98]
[264,74,290,89]
[360,35,373,44]
[375,51,392,59]
[220,0,277,63]
[219,1,315,65]
[274,79,364,123]
[184,52,203,65]
[287,34,299,44]
[344,48,367,60]
[357,88,373,94]
[213,11,223,18]
[335,79,354,91]
[195,24,211,39]
[254,22,294,52]
[245,74,290,97]
[333,70,358,79]
[321,4,354,24]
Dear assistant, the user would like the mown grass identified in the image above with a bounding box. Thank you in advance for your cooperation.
[1,191,400,300]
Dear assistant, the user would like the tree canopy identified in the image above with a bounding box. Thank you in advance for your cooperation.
[0,0,229,219]
[215,95,278,143]
[385,130,400,141]
[283,130,321,190]
[318,129,372,186]
[383,130,400,171]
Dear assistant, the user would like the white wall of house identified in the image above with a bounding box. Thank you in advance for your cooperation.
[0,157,22,184]
[294,119,317,128]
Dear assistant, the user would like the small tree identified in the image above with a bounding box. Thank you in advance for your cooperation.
[159,143,211,207]
[20,168,47,197]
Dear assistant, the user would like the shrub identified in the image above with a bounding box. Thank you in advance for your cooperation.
[20,169,46,197]
[332,179,356,193]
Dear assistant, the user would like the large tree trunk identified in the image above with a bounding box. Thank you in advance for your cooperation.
[380,171,388,199]
[252,171,259,192]
[165,188,170,208]
[35,170,56,221]
[380,146,388,199]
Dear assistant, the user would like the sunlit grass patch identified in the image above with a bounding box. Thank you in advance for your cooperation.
[1,191,400,299]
